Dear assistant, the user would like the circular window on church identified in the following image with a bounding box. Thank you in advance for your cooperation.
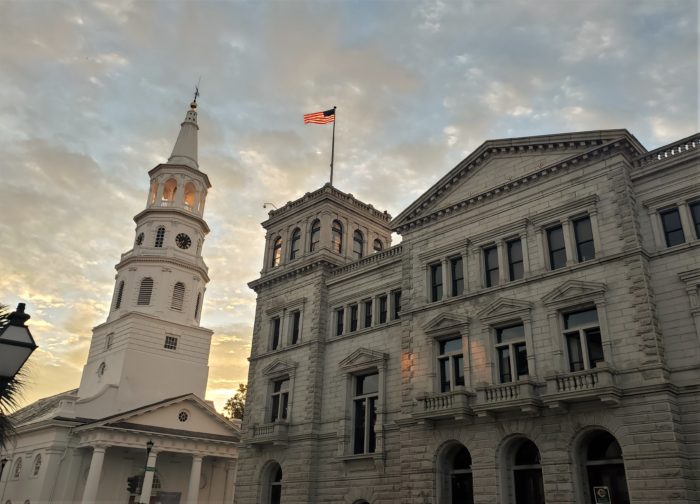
[178,410,189,422]
[135,233,144,246]
[97,362,106,377]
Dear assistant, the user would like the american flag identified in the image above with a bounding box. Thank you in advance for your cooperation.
[304,108,335,124]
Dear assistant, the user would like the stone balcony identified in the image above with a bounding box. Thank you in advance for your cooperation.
[473,380,541,416]
[412,390,474,422]
[248,422,289,446]
[543,364,621,409]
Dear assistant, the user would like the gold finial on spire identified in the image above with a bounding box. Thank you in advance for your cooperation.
[190,77,201,109]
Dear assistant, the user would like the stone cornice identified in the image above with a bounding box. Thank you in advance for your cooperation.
[133,206,211,234]
[262,183,391,228]
[393,136,641,234]
[116,253,210,283]
[92,310,214,335]
[248,255,335,292]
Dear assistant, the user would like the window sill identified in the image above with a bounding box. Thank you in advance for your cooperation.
[338,451,386,472]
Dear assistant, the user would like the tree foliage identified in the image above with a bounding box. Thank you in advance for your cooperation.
[223,383,247,420]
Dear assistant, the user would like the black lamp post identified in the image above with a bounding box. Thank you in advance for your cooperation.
[0,303,38,396]
[139,439,154,492]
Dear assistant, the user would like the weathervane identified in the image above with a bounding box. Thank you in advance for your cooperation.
[191,77,201,108]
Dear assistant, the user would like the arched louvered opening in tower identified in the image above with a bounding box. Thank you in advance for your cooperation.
[184,182,196,211]
[194,292,202,319]
[137,278,154,305]
[171,282,185,311]
[155,226,166,247]
[114,281,125,310]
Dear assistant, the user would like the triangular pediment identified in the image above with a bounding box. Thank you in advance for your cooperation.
[76,393,238,438]
[392,130,645,231]
[422,313,470,334]
[262,358,298,377]
[478,297,532,322]
[542,280,606,306]
[339,348,388,372]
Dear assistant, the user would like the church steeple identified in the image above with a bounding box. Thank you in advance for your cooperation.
[75,99,214,417]
[168,101,199,170]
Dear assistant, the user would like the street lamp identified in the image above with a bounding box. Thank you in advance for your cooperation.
[0,303,38,396]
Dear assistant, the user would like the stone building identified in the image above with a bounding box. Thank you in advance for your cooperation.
[235,129,700,504]
[0,101,239,504]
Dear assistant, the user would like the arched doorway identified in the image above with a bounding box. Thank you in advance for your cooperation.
[437,443,474,504]
[260,461,282,504]
[510,438,545,504]
[582,431,629,504]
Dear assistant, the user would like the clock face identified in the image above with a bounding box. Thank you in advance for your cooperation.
[175,233,192,249]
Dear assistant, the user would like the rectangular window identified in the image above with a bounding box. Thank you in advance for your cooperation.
[563,307,604,372]
[691,201,700,239]
[270,378,289,422]
[484,245,499,287]
[364,300,373,328]
[105,333,114,350]
[495,324,528,383]
[660,207,685,247]
[450,256,464,296]
[378,295,388,324]
[547,225,567,270]
[430,263,443,302]
[290,311,301,345]
[507,238,524,281]
[392,290,402,320]
[438,337,465,393]
[573,216,595,262]
[271,317,281,350]
[353,373,378,454]
[164,335,178,350]
[336,308,344,336]
[350,304,358,332]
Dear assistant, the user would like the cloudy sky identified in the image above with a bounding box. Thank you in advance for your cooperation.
[1,0,697,412]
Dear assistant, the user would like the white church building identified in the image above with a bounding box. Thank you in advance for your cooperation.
[0,101,239,504]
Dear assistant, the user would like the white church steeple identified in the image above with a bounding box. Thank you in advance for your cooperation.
[76,100,214,418]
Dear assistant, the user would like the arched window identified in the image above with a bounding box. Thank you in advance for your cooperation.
[149,180,158,204]
[583,431,629,504]
[138,278,154,305]
[12,458,21,479]
[162,178,177,202]
[353,230,364,259]
[373,239,383,253]
[114,281,125,310]
[438,444,473,504]
[289,228,301,260]
[32,454,41,477]
[155,226,166,248]
[271,237,282,267]
[309,219,321,252]
[194,292,202,319]
[171,282,185,311]
[511,439,545,504]
[332,220,343,254]
[184,182,196,210]
[263,462,282,504]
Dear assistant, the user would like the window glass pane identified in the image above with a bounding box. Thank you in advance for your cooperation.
[353,399,366,454]
[270,485,281,504]
[507,239,523,281]
[271,318,280,349]
[310,220,321,252]
[574,217,595,261]
[393,291,402,319]
[357,373,379,395]
[431,263,443,301]
[271,395,280,422]
[439,358,450,392]
[515,440,541,465]
[379,296,387,323]
[691,202,700,238]
[454,355,465,387]
[497,324,525,343]
[291,311,300,344]
[586,328,604,368]
[484,246,499,287]
[660,208,685,247]
[497,346,512,383]
[350,305,358,331]
[336,308,344,335]
[440,337,462,354]
[547,225,566,269]
[281,393,289,419]
[364,300,372,327]
[451,257,464,296]
[566,333,584,372]
[353,230,364,259]
[514,343,529,377]
[564,308,598,328]
[332,220,343,253]
[368,397,377,453]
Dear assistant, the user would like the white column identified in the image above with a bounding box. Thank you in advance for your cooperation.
[223,459,238,503]
[139,450,159,504]
[82,445,107,504]
[186,455,203,504]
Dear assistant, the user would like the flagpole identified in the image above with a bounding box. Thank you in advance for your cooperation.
[330,106,336,186]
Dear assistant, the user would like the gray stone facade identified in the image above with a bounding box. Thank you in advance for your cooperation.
[235,130,700,503]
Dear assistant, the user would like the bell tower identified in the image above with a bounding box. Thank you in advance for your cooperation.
[76,100,214,418]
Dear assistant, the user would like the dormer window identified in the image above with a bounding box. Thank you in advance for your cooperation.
[310,220,321,252]
[290,228,301,260]
[353,230,364,259]
[272,237,282,267]
[332,220,343,254]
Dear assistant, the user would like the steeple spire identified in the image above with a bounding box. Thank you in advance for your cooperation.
[168,100,199,170]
